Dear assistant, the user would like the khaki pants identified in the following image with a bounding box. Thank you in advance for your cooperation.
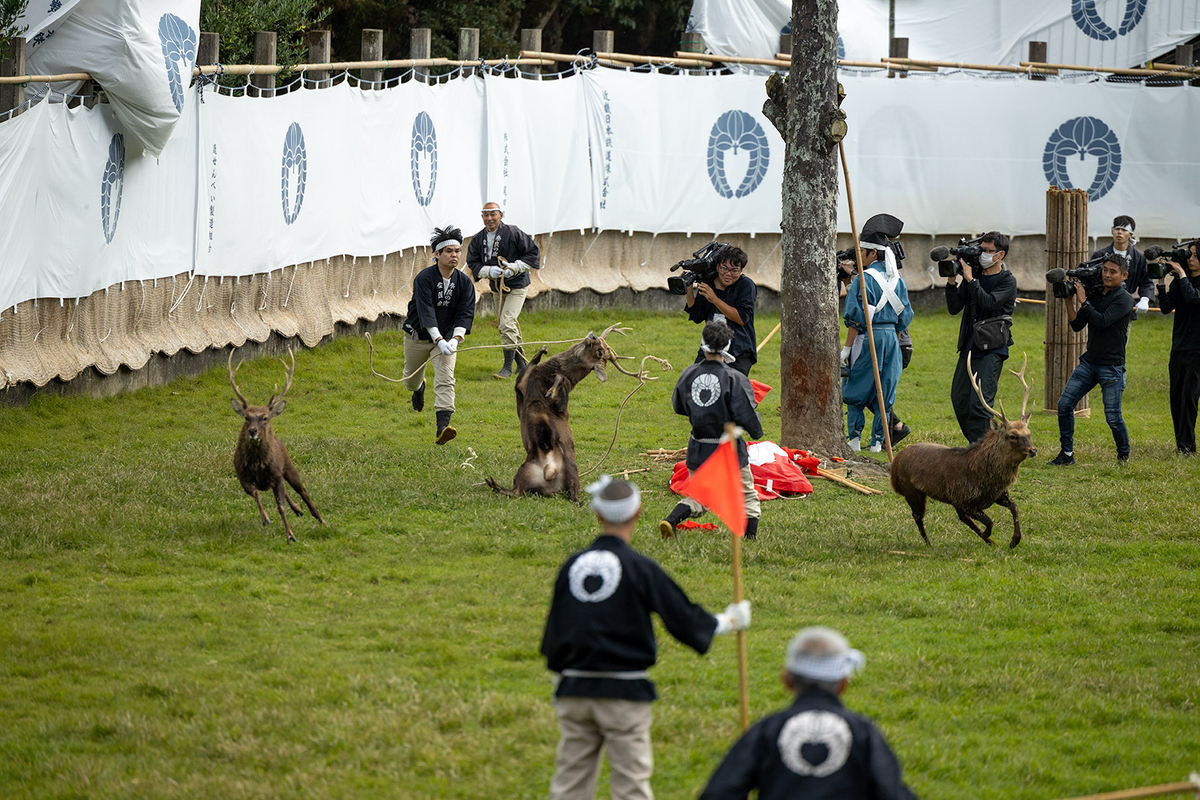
[680,463,761,519]
[497,286,528,350]
[549,697,653,800]
[402,334,456,412]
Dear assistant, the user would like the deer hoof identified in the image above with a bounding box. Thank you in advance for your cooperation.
[286,532,296,543]
[261,517,271,526]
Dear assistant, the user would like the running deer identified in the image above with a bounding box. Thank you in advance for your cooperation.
[890,354,1036,548]
[229,348,324,542]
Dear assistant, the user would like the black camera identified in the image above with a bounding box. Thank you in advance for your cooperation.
[836,242,906,282]
[931,236,984,278]
[668,241,730,295]
[1046,255,1109,300]
[1144,243,1196,280]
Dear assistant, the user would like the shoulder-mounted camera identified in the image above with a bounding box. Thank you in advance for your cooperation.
[668,241,731,295]
[1144,241,1198,280]
[930,235,985,278]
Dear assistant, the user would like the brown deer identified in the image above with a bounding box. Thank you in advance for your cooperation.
[229,348,324,542]
[890,354,1036,548]
[486,326,645,501]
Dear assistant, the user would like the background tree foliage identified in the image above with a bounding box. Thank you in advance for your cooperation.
[0,0,28,62]
[199,0,330,77]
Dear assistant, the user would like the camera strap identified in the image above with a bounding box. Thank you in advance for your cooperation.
[864,269,905,318]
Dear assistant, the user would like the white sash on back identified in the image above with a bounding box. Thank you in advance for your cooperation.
[864,269,904,320]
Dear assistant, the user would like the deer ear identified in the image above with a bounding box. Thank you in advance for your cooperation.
[989,416,1004,431]
[268,399,287,418]
[231,397,248,417]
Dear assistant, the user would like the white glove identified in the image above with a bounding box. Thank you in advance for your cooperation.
[505,260,531,277]
[445,337,459,354]
[486,266,504,280]
[714,600,751,635]
[436,339,454,357]
[1136,296,1150,313]
[840,345,852,366]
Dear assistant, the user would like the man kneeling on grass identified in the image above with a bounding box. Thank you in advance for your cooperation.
[541,475,751,800]
[700,626,917,800]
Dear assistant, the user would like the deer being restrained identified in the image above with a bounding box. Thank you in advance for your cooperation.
[229,348,324,542]
[890,354,1036,548]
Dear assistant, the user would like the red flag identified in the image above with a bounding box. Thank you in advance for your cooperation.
[680,437,747,537]
[749,379,772,406]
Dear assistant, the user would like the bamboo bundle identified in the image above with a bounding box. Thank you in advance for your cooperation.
[1044,187,1090,416]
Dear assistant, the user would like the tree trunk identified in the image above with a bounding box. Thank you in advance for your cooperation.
[772,0,847,456]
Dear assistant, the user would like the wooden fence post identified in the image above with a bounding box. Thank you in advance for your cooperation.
[593,30,614,56]
[1028,41,1047,81]
[0,37,27,118]
[411,28,431,82]
[521,28,542,74]
[680,31,703,53]
[888,36,908,78]
[198,32,219,67]
[1044,187,1090,417]
[307,30,331,88]
[459,28,480,62]
[361,29,383,86]
[252,31,276,98]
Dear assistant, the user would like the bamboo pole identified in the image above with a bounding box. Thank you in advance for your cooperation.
[838,142,894,461]
[1052,780,1200,800]
[812,467,883,495]
[731,529,749,731]
[671,51,791,68]
[603,51,712,67]
[1021,60,1200,78]
[757,321,782,352]
[522,50,636,68]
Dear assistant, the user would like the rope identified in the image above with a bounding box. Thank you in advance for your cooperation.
[578,353,673,478]
[366,331,599,383]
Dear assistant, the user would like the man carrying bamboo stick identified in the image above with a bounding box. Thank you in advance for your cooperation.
[541,475,750,800]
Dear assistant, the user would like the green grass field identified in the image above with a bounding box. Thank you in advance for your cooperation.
[1,306,1197,799]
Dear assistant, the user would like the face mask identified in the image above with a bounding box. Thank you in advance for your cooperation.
[979,252,996,268]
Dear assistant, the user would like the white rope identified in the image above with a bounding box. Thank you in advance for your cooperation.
[579,229,604,266]
[344,257,355,298]
[168,274,195,317]
[196,276,209,313]
[283,265,299,308]
[259,272,270,310]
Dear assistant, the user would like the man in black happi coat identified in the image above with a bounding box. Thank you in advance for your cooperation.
[700,626,918,800]
[541,476,751,800]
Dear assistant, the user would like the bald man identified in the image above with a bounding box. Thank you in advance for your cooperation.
[466,202,541,378]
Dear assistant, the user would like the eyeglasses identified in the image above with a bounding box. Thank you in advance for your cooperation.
[718,264,744,273]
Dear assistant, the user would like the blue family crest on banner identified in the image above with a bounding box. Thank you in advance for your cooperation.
[707,110,770,199]
[1043,116,1121,202]
[101,133,125,244]
[281,123,307,225]
[411,112,438,207]
[158,13,197,114]
[1071,0,1148,41]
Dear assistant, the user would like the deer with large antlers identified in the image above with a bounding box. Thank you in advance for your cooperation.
[890,353,1036,548]
[229,348,324,542]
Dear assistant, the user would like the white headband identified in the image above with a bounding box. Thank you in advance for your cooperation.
[859,241,898,279]
[700,340,735,364]
[1114,223,1134,233]
[787,649,866,682]
[585,475,641,523]
[434,238,461,252]
[481,204,503,214]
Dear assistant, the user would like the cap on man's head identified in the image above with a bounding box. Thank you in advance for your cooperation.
[585,475,641,523]
[785,626,866,682]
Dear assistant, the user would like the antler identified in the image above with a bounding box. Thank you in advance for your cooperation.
[268,347,296,406]
[598,322,631,340]
[1008,352,1033,422]
[966,351,1007,423]
[227,349,248,406]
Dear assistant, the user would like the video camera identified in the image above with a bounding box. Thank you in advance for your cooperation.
[1144,241,1197,280]
[836,241,906,282]
[930,235,985,278]
[668,241,731,295]
[1045,254,1112,300]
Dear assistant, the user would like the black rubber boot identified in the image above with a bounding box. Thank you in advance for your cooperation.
[411,381,425,412]
[659,503,692,539]
[514,348,528,372]
[435,410,456,445]
[493,349,515,379]
[744,517,759,541]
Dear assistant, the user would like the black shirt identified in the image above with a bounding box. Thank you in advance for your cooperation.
[672,360,764,470]
[946,268,1016,357]
[1070,285,1134,366]
[687,275,758,365]
[402,265,477,341]
[700,688,918,800]
[1093,244,1154,303]
[541,535,718,702]
[1158,275,1200,352]
[465,222,541,292]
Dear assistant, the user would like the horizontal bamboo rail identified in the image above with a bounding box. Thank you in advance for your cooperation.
[671,51,790,68]
[1021,60,1200,78]
[1053,779,1200,800]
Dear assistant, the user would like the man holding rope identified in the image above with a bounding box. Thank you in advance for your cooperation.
[467,202,541,379]
[542,475,750,800]
[401,226,476,445]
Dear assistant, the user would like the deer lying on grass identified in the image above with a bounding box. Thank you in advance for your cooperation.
[890,354,1036,548]
[229,348,324,542]
[486,327,645,501]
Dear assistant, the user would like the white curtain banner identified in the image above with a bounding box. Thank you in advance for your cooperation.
[483,72,593,235]
[582,69,785,235]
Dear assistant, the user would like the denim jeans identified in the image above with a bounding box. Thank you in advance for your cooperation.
[1057,356,1129,458]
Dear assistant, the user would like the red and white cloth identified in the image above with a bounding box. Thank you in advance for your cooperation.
[670,440,814,501]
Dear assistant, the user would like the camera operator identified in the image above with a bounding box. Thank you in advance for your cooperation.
[840,214,914,452]
[946,231,1017,445]
[1093,215,1154,314]
[1156,241,1200,455]
[1049,254,1135,465]
[686,245,758,376]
